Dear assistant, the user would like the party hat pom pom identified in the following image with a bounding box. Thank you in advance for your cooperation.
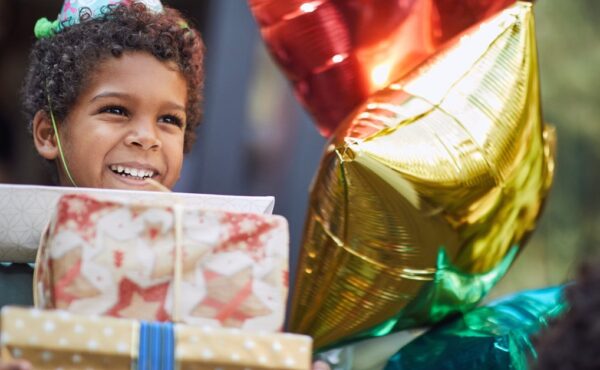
[34,18,59,39]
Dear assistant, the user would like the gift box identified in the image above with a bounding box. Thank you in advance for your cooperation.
[0,184,275,263]
[35,194,288,332]
[0,306,313,370]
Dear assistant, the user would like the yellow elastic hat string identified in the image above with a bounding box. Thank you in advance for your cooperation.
[46,93,78,187]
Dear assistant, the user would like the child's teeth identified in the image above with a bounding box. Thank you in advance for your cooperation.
[111,165,155,178]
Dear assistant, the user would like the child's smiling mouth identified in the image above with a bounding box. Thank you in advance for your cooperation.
[108,162,160,185]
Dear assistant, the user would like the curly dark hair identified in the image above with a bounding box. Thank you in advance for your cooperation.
[534,255,600,370]
[22,2,204,153]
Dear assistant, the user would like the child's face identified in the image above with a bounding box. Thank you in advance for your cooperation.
[43,52,187,190]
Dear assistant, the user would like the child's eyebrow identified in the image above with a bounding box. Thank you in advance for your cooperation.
[90,92,186,113]
[162,102,186,113]
[89,91,131,103]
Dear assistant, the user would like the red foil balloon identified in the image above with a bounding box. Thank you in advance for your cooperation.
[248,0,516,137]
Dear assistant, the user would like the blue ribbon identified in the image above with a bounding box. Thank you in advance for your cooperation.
[138,322,175,370]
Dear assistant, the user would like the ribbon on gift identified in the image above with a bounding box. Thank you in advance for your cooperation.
[172,203,184,323]
[138,321,176,370]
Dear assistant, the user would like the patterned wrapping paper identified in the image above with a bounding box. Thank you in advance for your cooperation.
[0,306,313,370]
[0,184,275,263]
[35,194,288,332]
[57,0,163,29]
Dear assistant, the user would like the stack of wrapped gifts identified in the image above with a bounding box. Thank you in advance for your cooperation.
[0,186,312,370]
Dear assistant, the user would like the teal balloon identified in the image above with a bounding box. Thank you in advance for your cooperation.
[384,286,567,370]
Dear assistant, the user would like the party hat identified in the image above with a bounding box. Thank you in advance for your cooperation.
[35,0,164,39]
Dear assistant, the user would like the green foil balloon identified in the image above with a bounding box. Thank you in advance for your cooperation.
[384,286,566,370]
[327,246,519,350]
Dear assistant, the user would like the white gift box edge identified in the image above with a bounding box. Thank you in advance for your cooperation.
[0,184,275,263]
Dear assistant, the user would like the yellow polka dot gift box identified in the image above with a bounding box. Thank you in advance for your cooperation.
[0,306,313,369]
[34,194,289,332]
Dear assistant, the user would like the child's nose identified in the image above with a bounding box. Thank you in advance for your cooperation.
[125,119,161,150]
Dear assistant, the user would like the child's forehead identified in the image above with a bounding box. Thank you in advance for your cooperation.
[78,52,187,102]
[85,51,181,84]
[94,51,180,72]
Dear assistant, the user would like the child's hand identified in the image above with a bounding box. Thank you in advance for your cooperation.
[312,360,331,370]
[0,360,32,370]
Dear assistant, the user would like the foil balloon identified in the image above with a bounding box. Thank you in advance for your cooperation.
[314,286,565,370]
[384,286,566,370]
[248,0,516,137]
[289,2,555,350]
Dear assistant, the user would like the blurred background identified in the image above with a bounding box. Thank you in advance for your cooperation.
[0,0,598,300]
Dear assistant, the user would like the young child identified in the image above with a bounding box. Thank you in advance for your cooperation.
[25,0,204,191]
[3,2,329,369]
[2,1,203,369]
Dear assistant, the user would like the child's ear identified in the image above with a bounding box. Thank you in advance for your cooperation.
[32,110,59,160]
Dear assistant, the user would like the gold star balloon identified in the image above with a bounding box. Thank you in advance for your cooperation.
[288,2,555,350]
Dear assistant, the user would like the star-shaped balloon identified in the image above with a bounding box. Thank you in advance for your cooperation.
[249,0,516,136]
[288,2,555,349]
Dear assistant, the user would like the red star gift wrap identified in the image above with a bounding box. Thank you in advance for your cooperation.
[34,194,289,332]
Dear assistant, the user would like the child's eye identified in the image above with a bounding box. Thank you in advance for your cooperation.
[160,114,185,128]
[99,105,128,116]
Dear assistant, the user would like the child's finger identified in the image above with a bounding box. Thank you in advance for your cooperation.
[145,178,171,192]
[0,360,33,370]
